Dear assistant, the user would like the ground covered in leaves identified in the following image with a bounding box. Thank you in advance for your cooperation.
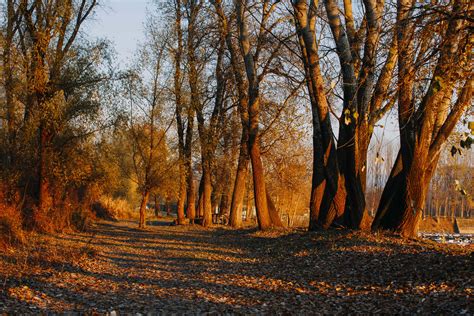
[1,219,472,314]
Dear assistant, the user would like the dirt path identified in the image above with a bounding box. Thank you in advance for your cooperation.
[0,220,472,314]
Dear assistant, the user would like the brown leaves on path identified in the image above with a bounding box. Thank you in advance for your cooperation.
[0,220,472,314]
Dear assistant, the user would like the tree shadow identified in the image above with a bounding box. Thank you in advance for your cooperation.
[1,220,470,314]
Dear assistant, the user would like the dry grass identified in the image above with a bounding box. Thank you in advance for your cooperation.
[0,204,26,249]
[92,196,137,220]
[419,217,455,233]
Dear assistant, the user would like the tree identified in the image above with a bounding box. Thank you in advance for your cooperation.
[232,0,286,229]
[291,0,397,230]
[125,27,174,228]
[213,0,251,228]
[12,0,98,214]
[372,0,473,237]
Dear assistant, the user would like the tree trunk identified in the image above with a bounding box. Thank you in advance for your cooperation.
[177,165,187,223]
[196,176,204,218]
[248,134,272,230]
[154,195,160,217]
[220,184,231,217]
[201,166,213,227]
[166,196,172,216]
[37,123,50,214]
[229,132,249,228]
[292,1,340,231]
[373,150,442,237]
[139,190,150,228]
[186,168,196,222]
[3,1,15,167]
[372,152,404,230]
[267,191,283,227]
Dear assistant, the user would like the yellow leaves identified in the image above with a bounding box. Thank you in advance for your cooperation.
[432,76,445,93]
[469,121,474,135]
[454,179,468,196]
[295,287,306,293]
[343,109,359,125]
[344,109,351,125]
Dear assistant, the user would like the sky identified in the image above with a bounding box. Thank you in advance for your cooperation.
[85,0,149,66]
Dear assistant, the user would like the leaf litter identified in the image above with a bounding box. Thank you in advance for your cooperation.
[0,220,471,314]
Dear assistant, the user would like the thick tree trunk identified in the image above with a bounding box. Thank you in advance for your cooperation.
[372,152,404,230]
[292,1,340,231]
[248,135,272,230]
[139,190,150,228]
[267,191,283,227]
[373,151,441,237]
[219,185,231,217]
[317,174,346,229]
[201,166,213,227]
[229,132,249,228]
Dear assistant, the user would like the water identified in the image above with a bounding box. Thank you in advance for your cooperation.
[420,233,474,246]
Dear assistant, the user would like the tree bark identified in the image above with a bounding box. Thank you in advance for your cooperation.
[139,190,150,228]
[201,167,213,227]
[229,131,249,228]
[373,0,472,237]
[173,0,187,225]
[37,123,50,214]
[248,130,272,230]
[292,0,340,230]
[177,167,187,224]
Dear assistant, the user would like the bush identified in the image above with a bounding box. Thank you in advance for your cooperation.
[0,204,26,248]
[92,196,136,220]
[71,208,95,231]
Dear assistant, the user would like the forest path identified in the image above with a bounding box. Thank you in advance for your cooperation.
[1,219,472,314]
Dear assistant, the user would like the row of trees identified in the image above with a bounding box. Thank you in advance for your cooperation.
[1,0,472,238]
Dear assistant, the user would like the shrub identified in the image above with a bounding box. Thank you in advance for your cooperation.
[71,207,95,231]
[0,204,26,248]
[92,196,136,220]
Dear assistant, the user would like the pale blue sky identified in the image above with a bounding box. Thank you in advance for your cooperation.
[86,0,149,65]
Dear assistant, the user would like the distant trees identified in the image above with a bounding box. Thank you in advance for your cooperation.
[124,28,174,228]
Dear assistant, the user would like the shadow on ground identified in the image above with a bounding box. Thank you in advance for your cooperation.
[0,220,471,314]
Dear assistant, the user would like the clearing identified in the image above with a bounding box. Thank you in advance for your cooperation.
[0,220,472,314]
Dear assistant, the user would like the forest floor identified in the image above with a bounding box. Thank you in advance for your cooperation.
[0,219,472,314]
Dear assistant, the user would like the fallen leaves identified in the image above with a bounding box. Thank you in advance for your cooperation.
[0,220,471,314]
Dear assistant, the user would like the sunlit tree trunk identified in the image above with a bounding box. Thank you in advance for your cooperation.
[173,0,187,225]
[229,137,249,228]
[214,0,251,228]
[292,0,339,230]
[139,190,150,228]
[373,0,472,237]
[234,0,283,229]
[293,0,397,230]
